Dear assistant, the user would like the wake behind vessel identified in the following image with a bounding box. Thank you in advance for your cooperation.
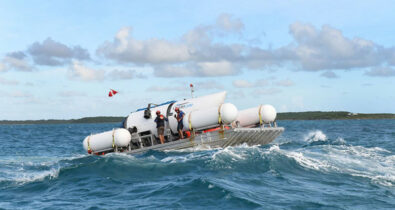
[82,91,284,155]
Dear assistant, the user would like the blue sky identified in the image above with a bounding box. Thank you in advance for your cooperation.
[0,0,394,120]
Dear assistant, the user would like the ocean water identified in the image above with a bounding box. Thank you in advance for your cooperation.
[0,120,394,209]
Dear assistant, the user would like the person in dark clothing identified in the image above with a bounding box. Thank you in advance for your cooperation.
[175,107,185,139]
[154,110,168,144]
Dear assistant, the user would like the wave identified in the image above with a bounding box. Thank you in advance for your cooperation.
[279,145,395,187]
[1,130,393,189]
[0,154,89,185]
[304,130,327,142]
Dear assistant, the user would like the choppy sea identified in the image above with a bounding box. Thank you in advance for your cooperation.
[0,119,394,209]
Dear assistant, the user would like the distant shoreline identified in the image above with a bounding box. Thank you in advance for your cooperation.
[0,112,394,125]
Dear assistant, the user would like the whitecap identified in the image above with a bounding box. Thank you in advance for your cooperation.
[285,144,395,187]
[0,167,60,184]
[304,130,327,142]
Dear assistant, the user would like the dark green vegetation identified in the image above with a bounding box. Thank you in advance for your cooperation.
[0,112,394,125]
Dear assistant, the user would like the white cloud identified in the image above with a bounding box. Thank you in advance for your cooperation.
[97,27,191,64]
[28,38,90,66]
[365,67,395,77]
[195,80,224,90]
[233,78,269,88]
[95,15,395,78]
[197,60,236,76]
[288,23,383,70]
[233,79,253,88]
[69,61,105,81]
[108,69,145,80]
[154,60,237,77]
[154,65,196,77]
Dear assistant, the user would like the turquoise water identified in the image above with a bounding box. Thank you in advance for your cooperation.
[0,120,394,209]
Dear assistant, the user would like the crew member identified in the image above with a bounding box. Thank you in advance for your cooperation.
[154,110,168,144]
[175,107,185,139]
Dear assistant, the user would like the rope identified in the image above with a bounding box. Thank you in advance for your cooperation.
[112,129,115,148]
[188,112,192,130]
[258,105,263,125]
[87,135,92,152]
[218,104,223,124]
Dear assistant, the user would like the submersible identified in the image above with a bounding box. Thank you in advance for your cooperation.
[82,91,284,155]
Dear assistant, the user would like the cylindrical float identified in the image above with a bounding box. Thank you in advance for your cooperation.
[182,103,238,131]
[236,104,277,127]
[83,128,131,153]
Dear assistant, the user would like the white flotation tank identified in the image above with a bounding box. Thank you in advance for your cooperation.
[236,104,277,127]
[83,128,131,153]
[182,103,238,131]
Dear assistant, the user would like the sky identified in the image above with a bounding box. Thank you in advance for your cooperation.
[0,0,394,120]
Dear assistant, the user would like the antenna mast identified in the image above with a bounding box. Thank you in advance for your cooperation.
[190,83,194,98]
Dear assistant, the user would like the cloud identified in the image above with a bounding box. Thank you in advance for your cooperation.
[97,14,247,77]
[365,67,395,77]
[232,78,269,88]
[28,38,90,66]
[320,71,339,79]
[196,60,237,76]
[1,51,33,71]
[275,79,294,87]
[68,62,148,81]
[97,15,395,78]
[194,80,224,90]
[0,77,19,85]
[233,79,253,88]
[154,60,238,77]
[108,69,146,80]
[216,13,244,33]
[147,80,223,92]
[287,23,383,71]
[253,88,282,95]
[97,27,191,64]
[0,63,5,72]
[69,61,105,81]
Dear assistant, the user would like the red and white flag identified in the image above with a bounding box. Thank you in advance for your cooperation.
[108,89,118,97]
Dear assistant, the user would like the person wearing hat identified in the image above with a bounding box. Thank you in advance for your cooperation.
[154,110,168,144]
[175,107,185,139]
